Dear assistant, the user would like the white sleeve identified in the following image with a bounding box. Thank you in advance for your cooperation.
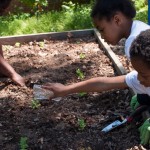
[125,36,136,59]
[125,71,147,94]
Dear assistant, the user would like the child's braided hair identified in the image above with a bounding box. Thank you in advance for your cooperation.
[130,29,150,64]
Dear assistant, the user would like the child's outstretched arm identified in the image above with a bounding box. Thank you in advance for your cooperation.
[0,49,25,86]
[42,75,127,98]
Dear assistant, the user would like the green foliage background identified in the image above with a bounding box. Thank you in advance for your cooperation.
[0,0,148,36]
[133,0,148,23]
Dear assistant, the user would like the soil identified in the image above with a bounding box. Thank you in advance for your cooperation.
[0,36,145,150]
[110,39,134,73]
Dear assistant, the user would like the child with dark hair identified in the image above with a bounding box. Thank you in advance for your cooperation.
[43,29,150,146]
[0,0,25,86]
[91,0,150,58]
[43,29,150,100]
[42,0,150,145]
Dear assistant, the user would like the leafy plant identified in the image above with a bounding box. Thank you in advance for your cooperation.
[15,42,21,47]
[19,137,28,150]
[133,0,148,23]
[79,53,86,59]
[79,147,92,150]
[76,68,85,80]
[0,1,93,36]
[78,118,86,130]
[19,0,48,19]
[31,99,41,109]
[19,0,48,9]
[39,41,44,48]
[79,92,87,97]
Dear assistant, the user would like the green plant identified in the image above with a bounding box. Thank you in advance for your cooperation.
[15,42,21,47]
[31,99,41,109]
[19,0,48,19]
[61,1,92,30]
[0,1,93,36]
[76,68,85,80]
[39,41,44,48]
[79,53,86,59]
[79,92,87,97]
[19,137,28,150]
[78,118,86,130]
[133,0,148,23]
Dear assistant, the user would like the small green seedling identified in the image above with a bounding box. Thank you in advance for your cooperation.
[19,137,28,150]
[79,92,87,97]
[78,118,86,130]
[79,147,92,150]
[39,41,44,48]
[76,41,81,44]
[15,42,21,47]
[76,68,85,80]
[31,99,41,109]
[79,53,85,59]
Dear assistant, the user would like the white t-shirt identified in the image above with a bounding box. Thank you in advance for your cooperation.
[125,20,150,59]
[125,71,150,96]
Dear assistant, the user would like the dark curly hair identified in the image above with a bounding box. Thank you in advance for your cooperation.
[130,29,150,65]
[0,0,12,14]
[91,0,136,21]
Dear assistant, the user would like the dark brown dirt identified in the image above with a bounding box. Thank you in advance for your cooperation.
[0,36,144,150]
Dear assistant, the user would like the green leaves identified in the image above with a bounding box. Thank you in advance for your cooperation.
[31,99,41,109]
[76,68,85,80]
[79,53,86,59]
[15,42,21,47]
[19,137,28,150]
[133,0,148,23]
[39,41,44,48]
[78,118,86,130]
[19,0,48,8]
[19,0,48,19]
[79,92,87,97]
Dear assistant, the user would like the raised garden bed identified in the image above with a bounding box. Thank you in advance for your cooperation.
[0,29,143,150]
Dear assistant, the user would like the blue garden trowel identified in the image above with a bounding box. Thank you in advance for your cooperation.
[101,105,149,133]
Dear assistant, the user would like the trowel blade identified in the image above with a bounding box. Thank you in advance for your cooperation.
[101,119,127,133]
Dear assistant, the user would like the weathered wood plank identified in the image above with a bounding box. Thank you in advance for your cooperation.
[0,29,94,45]
[94,29,135,96]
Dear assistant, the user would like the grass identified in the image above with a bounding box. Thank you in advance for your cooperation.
[0,0,148,36]
[0,2,92,36]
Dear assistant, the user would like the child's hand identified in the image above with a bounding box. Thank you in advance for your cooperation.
[42,83,67,98]
[11,73,25,86]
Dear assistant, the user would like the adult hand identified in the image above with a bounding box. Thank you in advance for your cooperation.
[11,73,25,86]
[42,83,68,98]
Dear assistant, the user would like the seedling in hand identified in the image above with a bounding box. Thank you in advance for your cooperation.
[76,68,85,80]
[78,118,86,130]
[19,137,28,150]
[31,99,41,109]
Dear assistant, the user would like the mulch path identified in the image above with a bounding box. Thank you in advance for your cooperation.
[0,36,145,150]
